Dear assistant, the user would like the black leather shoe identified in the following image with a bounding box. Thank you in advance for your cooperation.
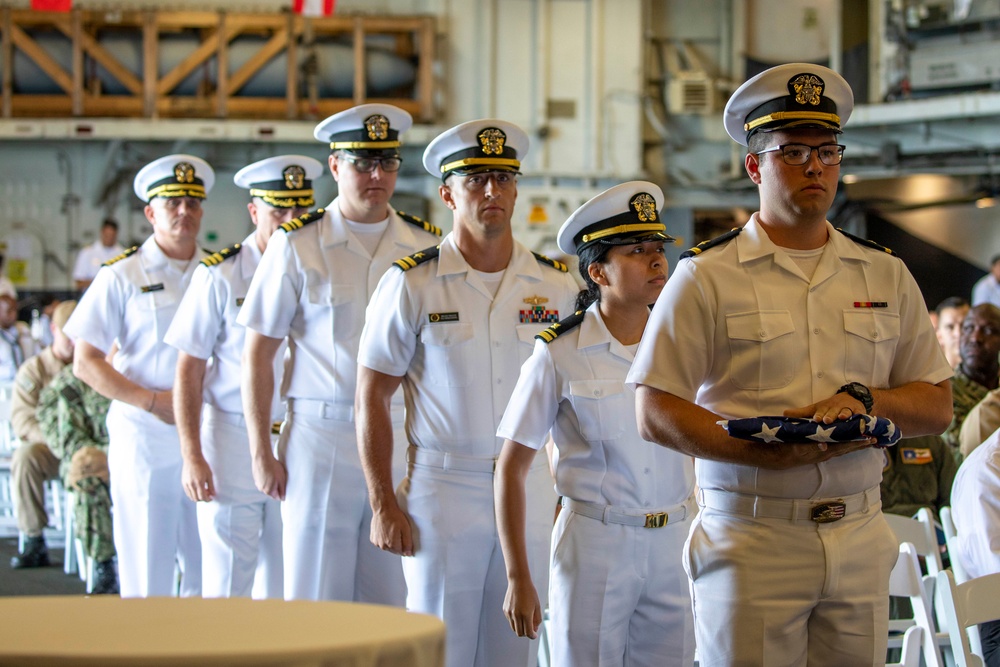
[10,537,50,569]
[91,559,119,595]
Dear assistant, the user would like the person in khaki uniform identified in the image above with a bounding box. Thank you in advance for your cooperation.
[37,361,116,593]
[9,300,77,569]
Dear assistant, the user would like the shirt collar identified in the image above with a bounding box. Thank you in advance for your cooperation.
[436,233,543,281]
[737,215,869,265]
[577,302,637,362]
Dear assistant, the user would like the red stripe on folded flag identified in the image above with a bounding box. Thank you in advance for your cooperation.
[292,0,335,16]
[31,0,72,11]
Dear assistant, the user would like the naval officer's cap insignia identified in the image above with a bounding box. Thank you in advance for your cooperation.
[283,165,305,190]
[790,73,824,106]
[478,128,506,156]
[365,114,390,140]
[174,162,195,183]
[631,193,658,223]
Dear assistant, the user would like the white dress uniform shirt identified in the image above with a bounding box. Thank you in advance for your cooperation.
[626,215,953,666]
[63,234,205,598]
[237,199,440,603]
[72,240,125,283]
[358,232,578,667]
[497,302,696,666]
[628,215,952,499]
[165,232,285,599]
[951,427,1000,580]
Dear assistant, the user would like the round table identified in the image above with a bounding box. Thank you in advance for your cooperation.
[0,596,446,666]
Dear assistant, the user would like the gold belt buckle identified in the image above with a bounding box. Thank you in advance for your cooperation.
[644,512,668,529]
[271,421,283,436]
[810,501,846,523]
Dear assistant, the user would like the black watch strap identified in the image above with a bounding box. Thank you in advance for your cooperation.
[838,382,873,414]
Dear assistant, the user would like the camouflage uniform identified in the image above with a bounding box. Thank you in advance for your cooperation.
[880,434,958,519]
[36,364,114,563]
[943,368,990,461]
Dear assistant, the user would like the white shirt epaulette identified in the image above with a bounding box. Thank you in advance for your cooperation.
[201,243,242,267]
[102,245,139,266]
[397,210,443,238]
[536,310,585,344]
[393,245,440,271]
[279,208,326,233]
[532,251,569,273]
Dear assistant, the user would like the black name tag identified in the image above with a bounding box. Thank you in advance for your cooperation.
[428,312,459,323]
[141,283,165,293]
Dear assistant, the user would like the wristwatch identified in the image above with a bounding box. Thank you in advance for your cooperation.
[838,382,873,414]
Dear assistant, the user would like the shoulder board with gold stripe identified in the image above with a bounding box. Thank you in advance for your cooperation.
[200,243,242,267]
[102,245,138,267]
[836,228,898,257]
[532,251,568,273]
[393,245,440,272]
[397,210,442,237]
[679,228,742,260]
[279,208,325,233]
[536,310,585,344]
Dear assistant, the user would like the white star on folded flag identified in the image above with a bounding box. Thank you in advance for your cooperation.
[753,423,783,443]
[807,425,837,442]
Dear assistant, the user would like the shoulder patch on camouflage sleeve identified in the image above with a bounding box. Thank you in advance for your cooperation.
[836,228,898,257]
[536,310,585,343]
[532,251,568,273]
[679,228,743,260]
[16,373,36,394]
[200,243,242,267]
[102,246,138,266]
[59,384,82,404]
[393,245,441,271]
[279,208,325,233]
[397,210,443,237]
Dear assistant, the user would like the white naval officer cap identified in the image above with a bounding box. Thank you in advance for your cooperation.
[422,119,530,181]
[723,62,854,146]
[557,181,672,256]
[133,154,215,203]
[233,155,324,209]
[312,103,413,155]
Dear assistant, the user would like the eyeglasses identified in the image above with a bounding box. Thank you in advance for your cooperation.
[454,171,518,192]
[338,154,402,173]
[755,143,845,166]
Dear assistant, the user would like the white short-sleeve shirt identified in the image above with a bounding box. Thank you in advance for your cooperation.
[236,200,441,405]
[626,215,953,499]
[63,234,208,392]
[358,233,579,457]
[951,428,1000,579]
[165,233,285,419]
[497,303,694,508]
[73,240,125,282]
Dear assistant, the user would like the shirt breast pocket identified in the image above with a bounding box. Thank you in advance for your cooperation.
[726,310,797,390]
[420,322,476,387]
[843,310,900,383]
[306,283,357,337]
[569,379,628,441]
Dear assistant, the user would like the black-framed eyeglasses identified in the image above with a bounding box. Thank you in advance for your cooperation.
[338,154,402,173]
[755,143,845,166]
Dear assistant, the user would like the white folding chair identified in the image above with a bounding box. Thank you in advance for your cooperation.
[889,542,944,667]
[935,569,1000,666]
[941,506,971,584]
[885,509,944,577]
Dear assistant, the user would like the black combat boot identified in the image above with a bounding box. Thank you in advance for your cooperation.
[10,535,50,569]
[91,559,119,595]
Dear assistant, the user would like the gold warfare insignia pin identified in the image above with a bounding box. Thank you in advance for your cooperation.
[174,162,195,184]
[789,73,824,106]
[364,114,390,140]
[630,193,658,223]
[478,128,506,156]
[523,295,548,306]
[283,165,305,190]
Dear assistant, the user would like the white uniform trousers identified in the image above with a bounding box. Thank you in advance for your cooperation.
[106,400,202,598]
[550,499,695,667]
[197,406,283,599]
[279,402,406,604]
[400,456,555,667]
[686,488,898,667]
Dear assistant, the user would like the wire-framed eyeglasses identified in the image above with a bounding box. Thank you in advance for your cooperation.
[338,154,402,173]
[755,143,845,166]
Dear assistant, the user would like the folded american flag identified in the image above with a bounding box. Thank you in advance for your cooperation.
[718,414,901,447]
